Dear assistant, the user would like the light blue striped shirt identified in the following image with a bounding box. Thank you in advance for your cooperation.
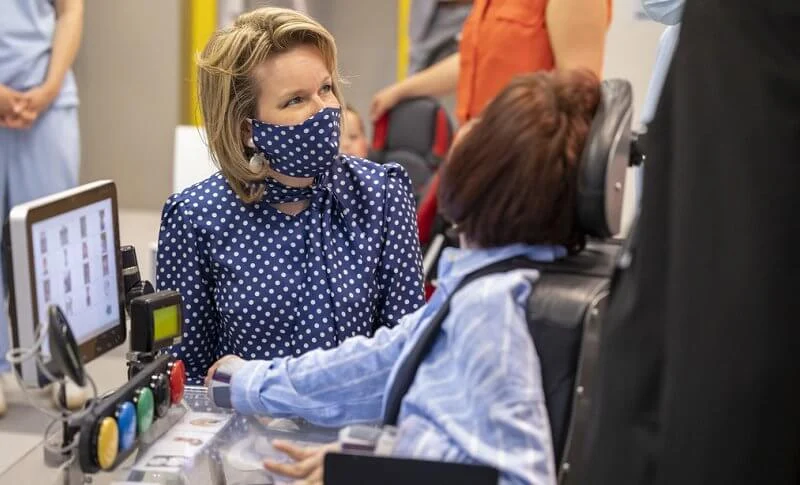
[231,243,566,485]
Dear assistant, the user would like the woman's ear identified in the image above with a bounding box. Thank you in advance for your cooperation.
[242,120,255,149]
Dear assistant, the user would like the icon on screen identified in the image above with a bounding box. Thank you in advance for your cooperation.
[85,286,91,307]
[100,232,107,254]
[40,232,47,254]
[42,256,48,275]
[64,272,72,293]
[82,241,88,260]
[83,262,91,284]
[102,254,109,276]
[43,279,51,302]
[59,226,69,246]
[80,216,87,239]
[99,209,106,231]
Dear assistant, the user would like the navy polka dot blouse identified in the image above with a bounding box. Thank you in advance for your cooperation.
[157,156,425,383]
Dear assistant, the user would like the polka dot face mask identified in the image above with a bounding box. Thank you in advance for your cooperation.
[251,107,341,178]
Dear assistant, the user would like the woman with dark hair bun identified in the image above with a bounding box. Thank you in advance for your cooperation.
[207,69,601,485]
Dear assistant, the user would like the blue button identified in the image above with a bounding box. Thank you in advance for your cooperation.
[116,401,137,451]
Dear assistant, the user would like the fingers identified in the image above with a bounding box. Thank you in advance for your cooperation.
[10,100,26,115]
[0,112,35,130]
[204,361,219,387]
[272,440,316,460]
[205,357,226,386]
[264,454,319,479]
[370,88,397,122]
[369,98,384,123]
[291,465,324,485]
[205,355,242,386]
[265,441,339,481]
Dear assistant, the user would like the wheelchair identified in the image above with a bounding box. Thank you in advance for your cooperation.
[324,79,637,485]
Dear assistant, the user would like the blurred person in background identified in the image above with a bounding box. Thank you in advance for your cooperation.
[408,0,473,75]
[0,0,84,416]
[340,106,369,158]
[372,0,611,126]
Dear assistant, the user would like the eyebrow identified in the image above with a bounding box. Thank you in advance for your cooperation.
[278,77,333,100]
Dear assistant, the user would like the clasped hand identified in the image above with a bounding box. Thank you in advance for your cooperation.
[0,83,58,129]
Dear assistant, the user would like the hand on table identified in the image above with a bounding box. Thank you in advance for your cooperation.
[264,440,342,485]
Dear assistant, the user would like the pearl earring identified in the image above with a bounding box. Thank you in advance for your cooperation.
[249,152,267,173]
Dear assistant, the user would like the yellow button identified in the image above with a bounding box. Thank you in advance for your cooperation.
[96,417,119,470]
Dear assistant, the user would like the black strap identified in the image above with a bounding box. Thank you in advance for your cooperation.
[382,256,541,426]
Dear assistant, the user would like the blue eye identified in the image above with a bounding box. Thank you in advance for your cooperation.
[284,96,303,108]
[320,84,333,94]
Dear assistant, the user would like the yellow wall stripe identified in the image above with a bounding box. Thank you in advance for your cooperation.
[396,0,411,81]
[183,0,217,125]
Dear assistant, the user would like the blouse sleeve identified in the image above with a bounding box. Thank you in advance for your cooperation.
[156,194,219,384]
[374,164,425,329]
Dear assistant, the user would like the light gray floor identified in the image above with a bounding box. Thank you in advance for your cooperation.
[0,209,162,477]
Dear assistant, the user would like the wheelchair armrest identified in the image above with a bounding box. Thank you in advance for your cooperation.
[324,452,499,485]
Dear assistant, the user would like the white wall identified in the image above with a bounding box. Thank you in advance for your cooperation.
[605,0,666,123]
[74,0,182,211]
[603,0,666,234]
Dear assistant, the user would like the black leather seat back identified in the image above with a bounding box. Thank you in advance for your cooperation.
[369,97,453,201]
[522,241,618,469]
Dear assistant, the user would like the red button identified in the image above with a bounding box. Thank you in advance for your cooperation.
[168,359,186,404]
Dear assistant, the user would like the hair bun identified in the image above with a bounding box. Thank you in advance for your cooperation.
[554,69,602,118]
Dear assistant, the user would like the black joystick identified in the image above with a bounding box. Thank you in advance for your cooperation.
[48,305,85,387]
[121,245,154,314]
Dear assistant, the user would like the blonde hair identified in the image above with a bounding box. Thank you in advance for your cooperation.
[197,7,345,204]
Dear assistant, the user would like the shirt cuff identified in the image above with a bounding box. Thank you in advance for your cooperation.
[230,360,273,415]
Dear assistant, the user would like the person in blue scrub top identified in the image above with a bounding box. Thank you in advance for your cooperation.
[156,7,425,385]
[206,69,603,485]
[634,0,684,207]
[0,0,84,416]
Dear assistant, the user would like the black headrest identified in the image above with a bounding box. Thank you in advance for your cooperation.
[369,97,453,200]
[577,80,633,238]
[372,97,453,158]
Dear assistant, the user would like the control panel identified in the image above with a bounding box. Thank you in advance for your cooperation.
[73,354,186,473]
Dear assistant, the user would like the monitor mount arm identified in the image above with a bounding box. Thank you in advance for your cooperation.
[120,245,156,378]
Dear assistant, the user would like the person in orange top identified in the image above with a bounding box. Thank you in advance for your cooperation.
[371,0,612,125]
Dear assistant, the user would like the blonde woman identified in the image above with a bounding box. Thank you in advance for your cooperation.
[157,7,424,384]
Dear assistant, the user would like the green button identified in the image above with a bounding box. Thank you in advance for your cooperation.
[134,387,154,433]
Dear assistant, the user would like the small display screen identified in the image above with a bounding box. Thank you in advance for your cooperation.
[153,304,180,342]
[31,198,120,352]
